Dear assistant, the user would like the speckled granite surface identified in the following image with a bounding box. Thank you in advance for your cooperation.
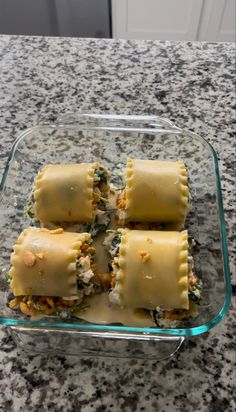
[0,36,235,412]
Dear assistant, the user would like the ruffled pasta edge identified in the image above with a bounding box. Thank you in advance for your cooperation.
[177,161,189,228]
[177,230,189,310]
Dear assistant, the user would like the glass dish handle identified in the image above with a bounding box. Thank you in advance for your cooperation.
[56,113,182,133]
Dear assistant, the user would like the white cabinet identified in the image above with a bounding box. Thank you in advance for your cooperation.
[198,0,236,42]
[112,0,204,41]
[112,0,235,42]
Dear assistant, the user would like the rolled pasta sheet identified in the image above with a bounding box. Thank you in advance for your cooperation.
[109,229,189,310]
[118,159,189,226]
[30,163,109,223]
[10,227,93,297]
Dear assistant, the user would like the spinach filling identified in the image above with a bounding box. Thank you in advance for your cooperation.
[98,197,107,210]
[79,209,111,236]
[4,270,11,286]
[26,190,36,220]
[184,164,192,204]
[95,167,108,184]
[111,232,122,256]
[75,243,101,295]
[57,302,90,319]
[188,278,202,305]
[187,235,202,305]
[106,230,122,257]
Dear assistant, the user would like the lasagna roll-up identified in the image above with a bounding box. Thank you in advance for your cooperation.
[27,163,110,225]
[108,229,191,311]
[118,159,189,227]
[9,227,99,316]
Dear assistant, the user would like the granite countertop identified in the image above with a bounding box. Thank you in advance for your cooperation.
[0,35,235,412]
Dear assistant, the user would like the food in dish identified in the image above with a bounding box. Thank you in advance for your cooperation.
[105,229,202,326]
[26,163,111,235]
[7,158,202,327]
[117,159,189,228]
[8,227,102,317]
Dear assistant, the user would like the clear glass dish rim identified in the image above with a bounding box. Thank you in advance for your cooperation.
[0,114,231,337]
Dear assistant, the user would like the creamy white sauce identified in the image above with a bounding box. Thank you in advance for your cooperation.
[93,234,110,273]
[74,292,155,327]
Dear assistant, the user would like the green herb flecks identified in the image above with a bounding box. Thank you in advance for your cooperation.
[79,212,110,237]
[77,279,85,290]
[81,222,107,237]
[31,296,37,304]
[98,197,108,209]
[3,270,11,286]
[150,308,165,328]
[111,232,121,250]
[58,302,90,319]
[26,190,35,220]
[76,261,83,270]
[93,282,102,294]
[188,279,202,305]
[95,168,107,184]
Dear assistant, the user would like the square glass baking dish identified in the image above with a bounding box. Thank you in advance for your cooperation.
[0,114,231,359]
